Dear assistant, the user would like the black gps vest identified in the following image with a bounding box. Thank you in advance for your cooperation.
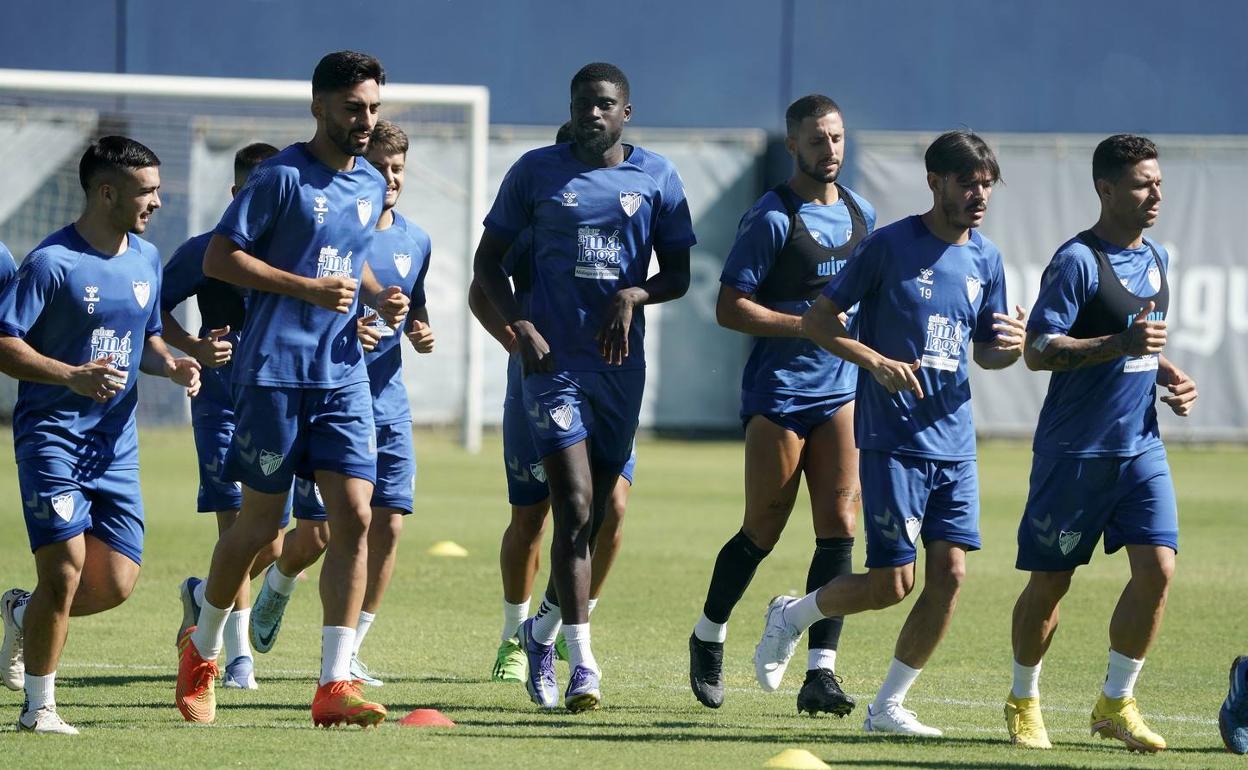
[1066,230,1168,339]
[753,183,868,304]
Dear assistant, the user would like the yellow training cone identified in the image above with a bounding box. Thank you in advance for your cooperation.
[427,540,469,558]
[762,749,831,770]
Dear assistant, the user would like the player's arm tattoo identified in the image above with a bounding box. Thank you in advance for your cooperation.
[1024,330,1126,372]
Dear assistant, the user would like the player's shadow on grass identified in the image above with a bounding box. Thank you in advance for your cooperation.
[59,673,172,687]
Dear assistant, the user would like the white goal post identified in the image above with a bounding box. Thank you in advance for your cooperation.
[0,68,490,452]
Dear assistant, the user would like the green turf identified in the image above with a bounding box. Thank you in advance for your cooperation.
[0,428,1245,768]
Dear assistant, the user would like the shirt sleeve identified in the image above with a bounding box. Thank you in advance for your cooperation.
[0,251,63,339]
[145,247,164,338]
[1027,245,1095,337]
[213,165,289,255]
[0,242,16,295]
[159,238,205,313]
[652,164,697,252]
[823,235,884,311]
[719,203,787,295]
[409,232,431,310]
[483,156,534,240]
[972,249,1009,342]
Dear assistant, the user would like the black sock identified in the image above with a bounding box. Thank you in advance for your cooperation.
[807,537,854,654]
[702,530,771,624]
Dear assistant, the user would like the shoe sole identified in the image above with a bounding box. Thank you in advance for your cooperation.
[566,691,601,713]
[798,696,854,718]
[1090,720,1165,753]
[313,707,386,728]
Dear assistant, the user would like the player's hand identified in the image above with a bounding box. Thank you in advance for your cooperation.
[165,356,202,398]
[1158,362,1198,417]
[596,290,637,366]
[374,286,409,329]
[407,319,435,354]
[991,305,1027,353]
[67,355,128,403]
[357,313,383,353]
[195,326,233,368]
[1121,301,1166,356]
[305,276,358,314]
[869,356,924,399]
[513,320,554,375]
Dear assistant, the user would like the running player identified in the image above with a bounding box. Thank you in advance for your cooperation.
[473,63,694,711]
[247,119,434,687]
[1005,135,1196,753]
[0,136,201,733]
[690,94,874,715]
[751,130,1026,737]
[468,122,637,684]
[174,50,408,727]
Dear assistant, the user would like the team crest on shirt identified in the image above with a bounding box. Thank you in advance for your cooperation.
[965,276,981,302]
[393,252,412,278]
[1058,530,1082,555]
[1147,264,1162,292]
[50,494,75,522]
[258,450,285,477]
[356,197,373,226]
[619,191,642,217]
[904,516,922,544]
[132,281,151,308]
[550,404,574,431]
[561,191,579,207]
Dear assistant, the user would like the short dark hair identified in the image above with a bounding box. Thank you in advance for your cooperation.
[312,50,385,95]
[924,130,1001,183]
[571,62,629,102]
[555,121,574,144]
[785,94,841,137]
[1092,134,1158,183]
[233,142,279,183]
[78,135,160,192]
[369,120,409,157]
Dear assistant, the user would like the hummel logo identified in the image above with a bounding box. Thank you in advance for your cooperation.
[205,456,221,476]
[507,456,531,483]
[918,268,934,286]
[239,446,257,465]
[561,191,578,207]
[235,431,253,450]
[873,508,901,543]
[527,401,550,431]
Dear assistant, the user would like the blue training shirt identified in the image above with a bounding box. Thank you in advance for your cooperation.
[823,215,1008,461]
[358,212,431,426]
[1029,235,1168,458]
[214,142,386,389]
[160,231,245,423]
[721,187,876,398]
[483,143,696,372]
[0,241,16,294]
[0,225,162,466]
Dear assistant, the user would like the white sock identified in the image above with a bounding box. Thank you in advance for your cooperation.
[808,648,837,672]
[319,626,355,685]
[265,565,299,597]
[530,599,562,646]
[781,591,826,633]
[563,623,598,674]
[872,658,922,710]
[1012,659,1041,699]
[354,611,376,654]
[224,608,252,662]
[23,671,55,712]
[693,613,727,644]
[191,600,233,660]
[587,598,599,616]
[502,599,529,641]
[193,579,206,608]
[1103,649,1144,699]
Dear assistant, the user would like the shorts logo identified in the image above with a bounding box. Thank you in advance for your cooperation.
[357,198,373,227]
[550,404,574,431]
[316,246,353,279]
[393,252,411,278]
[619,191,642,217]
[507,456,531,482]
[872,507,901,542]
[920,313,962,372]
[526,402,550,430]
[1058,530,1082,555]
[132,280,151,308]
[561,191,579,207]
[530,462,547,483]
[258,450,285,477]
[51,494,74,522]
[965,276,981,302]
[904,516,922,544]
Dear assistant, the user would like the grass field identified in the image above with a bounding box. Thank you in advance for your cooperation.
[0,427,1245,769]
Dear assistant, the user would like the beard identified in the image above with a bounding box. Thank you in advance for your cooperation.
[796,152,840,184]
[327,120,367,157]
[575,124,622,157]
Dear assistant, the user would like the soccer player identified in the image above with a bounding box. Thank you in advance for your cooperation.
[473,63,694,711]
[0,241,15,291]
[174,50,408,727]
[0,136,201,734]
[247,119,434,687]
[1005,135,1196,753]
[1222,657,1248,754]
[751,130,1027,737]
[468,122,637,684]
[689,94,874,715]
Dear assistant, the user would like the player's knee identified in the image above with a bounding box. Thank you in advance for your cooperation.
[740,523,782,551]
[1028,570,1073,602]
[38,564,83,607]
[868,569,912,608]
[1134,559,1174,597]
[510,503,548,543]
[930,560,967,597]
[370,512,404,549]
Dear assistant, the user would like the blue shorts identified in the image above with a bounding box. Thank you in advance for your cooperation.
[521,368,644,473]
[502,360,635,506]
[740,391,854,438]
[286,422,416,518]
[860,450,981,568]
[192,419,243,513]
[18,455,144,565]
[225,383,377,494]
[1016,444,1178,571]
